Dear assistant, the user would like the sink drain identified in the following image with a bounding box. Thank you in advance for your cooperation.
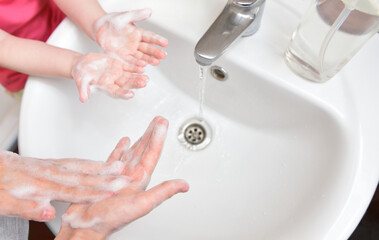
[184,124,206,145]
[178,118,212,151]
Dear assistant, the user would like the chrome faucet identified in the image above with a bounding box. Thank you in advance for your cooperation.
[194,0,266,66]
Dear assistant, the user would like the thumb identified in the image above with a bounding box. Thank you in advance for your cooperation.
[33,205,56,222]
[72,74,90,103]
[137,179,189,212]
[123,8,152,23]
[79,77,91,103]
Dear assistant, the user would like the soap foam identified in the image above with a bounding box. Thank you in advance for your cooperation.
[73,56,111,101]
[154,123,168,139]
[107,176,131,192]
[62,211,102,230]
[8,185,37,199]
[93,10,152,57]
[0,151,132,216]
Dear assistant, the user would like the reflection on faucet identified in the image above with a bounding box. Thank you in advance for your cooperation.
[194,0,266,66]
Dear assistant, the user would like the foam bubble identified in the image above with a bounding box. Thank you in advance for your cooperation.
[107,176,130,192]
[62,212,102,229]
[8,185,37,199]
[154,124,168,139]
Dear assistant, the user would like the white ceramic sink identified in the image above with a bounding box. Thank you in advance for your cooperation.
[19,0,379,239]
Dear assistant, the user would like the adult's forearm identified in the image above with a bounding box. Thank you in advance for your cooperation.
[0,29,81,79]
[54,0,106,39]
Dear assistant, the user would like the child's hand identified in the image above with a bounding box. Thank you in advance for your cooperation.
[93,9,168,67]
[56,117,189,240]
[72,53,148,103]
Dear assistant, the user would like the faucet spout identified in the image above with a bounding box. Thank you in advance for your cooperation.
[194,0,265,66]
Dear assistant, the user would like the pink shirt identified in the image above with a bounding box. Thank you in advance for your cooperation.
[0,0,65,92]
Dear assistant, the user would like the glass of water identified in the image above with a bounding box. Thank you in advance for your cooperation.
[285,0,379,82]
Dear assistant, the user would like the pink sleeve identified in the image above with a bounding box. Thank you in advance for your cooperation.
[0,0,65,92]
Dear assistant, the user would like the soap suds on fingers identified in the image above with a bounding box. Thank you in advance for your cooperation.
[0,151,132,220]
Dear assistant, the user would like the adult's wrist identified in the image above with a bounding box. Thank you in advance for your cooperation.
[56,226,107,240]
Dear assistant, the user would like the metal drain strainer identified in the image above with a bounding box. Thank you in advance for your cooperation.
[178,118,212,151]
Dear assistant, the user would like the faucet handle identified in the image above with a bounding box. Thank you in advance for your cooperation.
[232,0,266,37]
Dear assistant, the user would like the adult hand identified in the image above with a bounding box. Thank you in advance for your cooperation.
[56,117,189,240]
[0,150,131,222]
[72,53,148,102]
[93,9,168,67]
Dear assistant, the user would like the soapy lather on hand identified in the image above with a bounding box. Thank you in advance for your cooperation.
[72,8,168,102]
[0,4,168,102]
[72,53,148,102]
[0,151,130,222]
[93,8,168,67]
[55,117,189,240]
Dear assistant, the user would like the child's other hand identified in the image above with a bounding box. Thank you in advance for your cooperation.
[93,9,168,67]
[72,53,148,103]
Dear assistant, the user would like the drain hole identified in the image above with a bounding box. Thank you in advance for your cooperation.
[184,124,206,145]
[211,66,228,81]
[178,118,212,151]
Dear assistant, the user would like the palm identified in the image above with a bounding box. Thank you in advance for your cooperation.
[100,23,142,59]
[94,9,168,67]
[72,53,147,102]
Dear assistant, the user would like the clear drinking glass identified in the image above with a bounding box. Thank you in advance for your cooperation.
[285,0,379,82]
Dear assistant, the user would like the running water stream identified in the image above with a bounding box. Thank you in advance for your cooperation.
[198,65,208,119]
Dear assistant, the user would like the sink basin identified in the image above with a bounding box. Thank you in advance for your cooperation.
[19,0,379,239]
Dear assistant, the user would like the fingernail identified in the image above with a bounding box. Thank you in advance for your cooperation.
[182,185,190,192]
[125,92,134,99]
[138,60,147,67]
[42,209,54,221]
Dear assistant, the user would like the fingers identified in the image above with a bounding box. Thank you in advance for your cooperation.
[118,50,147,67]
[138,42,167,60]
[0,191,56,222]
[35,179,114,203]
[122,64,144,74]
[139,117,169,175]
[132,50,161,66]
[97,84,135,99]
[107,137,131,163]
[115,74,148,90]
[53,159,125,175]
[31,165,128,190]
[7,177,115,203]
[142,30,168,47]
[117,42,166,66]
[122,117,159,167]
[136,180,189,212]
[121,116,168,183]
